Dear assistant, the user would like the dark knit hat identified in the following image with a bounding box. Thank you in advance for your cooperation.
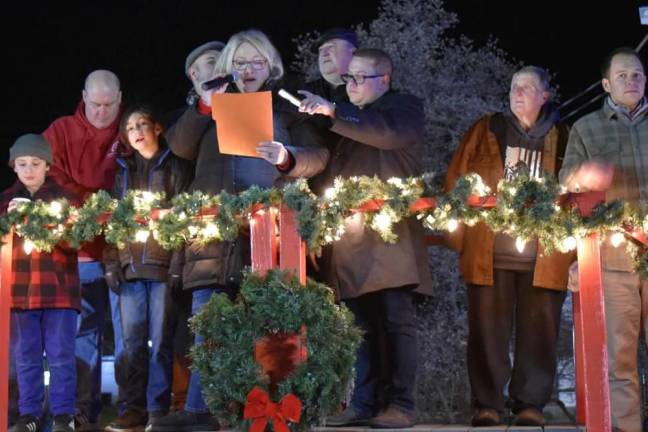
[185,41,226,78]
[312,28,359,53]
[9,134,53,165]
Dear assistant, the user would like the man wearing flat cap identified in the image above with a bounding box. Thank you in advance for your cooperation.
[146,40,226,432]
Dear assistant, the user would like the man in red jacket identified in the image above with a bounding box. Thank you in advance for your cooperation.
[43,69,123,431]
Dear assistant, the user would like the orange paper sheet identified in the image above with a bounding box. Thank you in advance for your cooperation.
[211,91,273,157]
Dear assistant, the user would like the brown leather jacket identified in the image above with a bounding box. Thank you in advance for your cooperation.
[444,114,574,290]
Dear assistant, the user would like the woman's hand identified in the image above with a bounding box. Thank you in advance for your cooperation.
[256,141,289,165]
[297,90,335,117]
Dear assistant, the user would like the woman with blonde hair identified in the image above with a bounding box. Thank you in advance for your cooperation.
[149,29,327,432]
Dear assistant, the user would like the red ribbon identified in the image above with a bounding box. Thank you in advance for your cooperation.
[243,386,302,432]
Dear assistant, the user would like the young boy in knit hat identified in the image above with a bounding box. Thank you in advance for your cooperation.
[1,134,80,432]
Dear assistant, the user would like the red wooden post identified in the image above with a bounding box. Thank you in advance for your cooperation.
[250,208,277,274]
[570,192,611,430]
[0,231,14,432]
[279,205,306,285]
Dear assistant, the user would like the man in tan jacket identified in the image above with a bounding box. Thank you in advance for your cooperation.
[446,66,572,427]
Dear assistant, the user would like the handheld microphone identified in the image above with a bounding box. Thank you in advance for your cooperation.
[201,70,239,91]
[278,89,302,107]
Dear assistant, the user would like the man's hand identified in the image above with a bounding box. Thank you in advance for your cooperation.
[198,76,230,107]
[168,274,183,293]
[568,161,614,192]
[105,266,126,295]
[256,141,289,165]
[297,90,335,117]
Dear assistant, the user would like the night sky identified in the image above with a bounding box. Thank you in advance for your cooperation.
[1,0,646,189]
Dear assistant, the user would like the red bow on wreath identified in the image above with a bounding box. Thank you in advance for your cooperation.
[243,386,302,432]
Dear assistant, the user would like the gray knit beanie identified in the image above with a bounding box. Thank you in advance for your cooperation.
[185,41,226,78]
[9,134,53,165]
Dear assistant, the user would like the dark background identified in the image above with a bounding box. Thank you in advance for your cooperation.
[1,0,646,188]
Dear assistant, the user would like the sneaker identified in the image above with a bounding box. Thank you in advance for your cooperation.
[15,414,41,432]
[104,408,148,431]
[369,406,416,429]
[471,408,502,427]
[324,406,372,427]
[144,411,167,429]
[53,414,76,432]
[74,413,100,432]
[144,410,219,432]
[513,407,545,426]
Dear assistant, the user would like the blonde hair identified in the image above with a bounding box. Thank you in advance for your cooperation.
[216,29,284,86]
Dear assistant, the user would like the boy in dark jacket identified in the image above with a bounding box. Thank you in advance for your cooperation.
[1,134,80,432]
[103,106,193,432]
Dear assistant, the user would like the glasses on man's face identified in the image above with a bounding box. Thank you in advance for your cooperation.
[232,59,268,71]
[341,73,384,85]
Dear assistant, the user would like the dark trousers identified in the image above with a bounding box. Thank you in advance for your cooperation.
[344,287,417,415]
[75,262,108,422]
[467,269,565,413]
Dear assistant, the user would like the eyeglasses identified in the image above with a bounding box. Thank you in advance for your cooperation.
[232,59,268,71]
[341,73,385,85]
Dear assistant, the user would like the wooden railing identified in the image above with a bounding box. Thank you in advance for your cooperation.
[0,193,616,431]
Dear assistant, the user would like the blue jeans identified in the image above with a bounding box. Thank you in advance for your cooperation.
[185,286,237,413]
[109,290,128,415]
[9,319,19,425]
[120,280,174,412]
[13,309,78,417]
[75,261,108,421]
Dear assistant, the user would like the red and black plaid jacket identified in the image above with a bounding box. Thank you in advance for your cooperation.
[0,177,81,311]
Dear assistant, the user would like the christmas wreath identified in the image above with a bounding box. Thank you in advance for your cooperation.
[189,269,362,431]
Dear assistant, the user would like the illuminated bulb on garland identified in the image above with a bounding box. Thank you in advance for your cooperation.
[141,191,154,203]
[203,222,219,238]
[49,201,63,217]
[562,236,577,251]
[515,237,526,253]
[610,232,625,248]
[447,219,458,233]
[324,187,337,199]
[135,230,150,243]
[187,225,199,237]
[374,212,392,231]
[23,240,34,255]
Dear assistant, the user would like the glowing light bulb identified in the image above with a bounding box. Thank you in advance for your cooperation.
[203,222,219,238]
[324,187,337,199]
[135,230,150,243]
[387,177,403,187]
[447,219,458,233]
[515,237,526,253]
[141,191,154,203]
[374,212,392,231]
[188,225,199,237]
[610,232,625,248]
[49,201,63,217]
[23,240,34,255]
[562,236,577,251]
